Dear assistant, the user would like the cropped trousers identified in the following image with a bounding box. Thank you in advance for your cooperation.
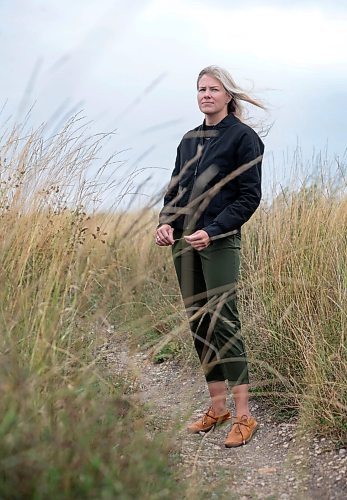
[172,230,249,387]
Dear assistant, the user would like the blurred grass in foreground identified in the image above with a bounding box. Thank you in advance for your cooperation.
[0,116,346,497]
[0,117,181,498]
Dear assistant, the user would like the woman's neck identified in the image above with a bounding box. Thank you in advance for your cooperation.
[204,110,228,126]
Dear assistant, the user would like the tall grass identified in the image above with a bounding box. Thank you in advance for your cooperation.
[242,180,347,439]
[0,118,182,498]
[1,115,346,497]
[111,160,347,443]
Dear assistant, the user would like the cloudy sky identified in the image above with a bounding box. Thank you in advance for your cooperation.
[1,0,346,205]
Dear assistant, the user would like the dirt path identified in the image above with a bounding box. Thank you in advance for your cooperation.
[97,334,347,499]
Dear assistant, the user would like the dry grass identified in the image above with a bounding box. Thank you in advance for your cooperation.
[0,117,182,498]
[96,169,347,444]
[241,184,347,439]
[0,115,346,496]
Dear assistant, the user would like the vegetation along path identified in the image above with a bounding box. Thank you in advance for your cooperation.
[98,331,347,499]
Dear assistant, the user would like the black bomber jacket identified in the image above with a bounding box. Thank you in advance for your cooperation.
[159,112,264,238]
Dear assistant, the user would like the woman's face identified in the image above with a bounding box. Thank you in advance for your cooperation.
[197,74,231,117]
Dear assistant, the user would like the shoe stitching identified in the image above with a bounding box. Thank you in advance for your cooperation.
[200,407,229,428]
[229,418,253,445]
[201,406,219,427]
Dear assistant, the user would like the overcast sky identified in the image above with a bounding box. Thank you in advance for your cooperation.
[1,0,346,205]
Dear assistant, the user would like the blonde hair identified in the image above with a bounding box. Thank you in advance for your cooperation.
[197,65,267,123]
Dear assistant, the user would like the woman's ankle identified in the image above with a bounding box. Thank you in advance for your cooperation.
[212,403,228,415]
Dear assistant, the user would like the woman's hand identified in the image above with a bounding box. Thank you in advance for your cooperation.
[155,224,174,246]
[184,230,210,251]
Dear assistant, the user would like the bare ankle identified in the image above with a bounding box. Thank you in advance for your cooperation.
[235,412,251,419]
[212,404,228,415]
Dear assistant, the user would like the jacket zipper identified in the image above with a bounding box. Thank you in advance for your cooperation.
[194,125,215,179]
[194,156,201,179]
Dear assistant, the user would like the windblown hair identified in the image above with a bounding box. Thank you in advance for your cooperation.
[197,65,267,123]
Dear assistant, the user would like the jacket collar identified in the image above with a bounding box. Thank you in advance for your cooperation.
[202,112,240,129]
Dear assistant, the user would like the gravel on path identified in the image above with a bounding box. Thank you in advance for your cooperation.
[97,335,347,500]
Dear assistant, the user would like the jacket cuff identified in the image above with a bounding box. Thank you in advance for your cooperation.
[203,223,224,238]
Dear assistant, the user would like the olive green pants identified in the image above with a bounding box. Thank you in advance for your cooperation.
[172,231,249,387]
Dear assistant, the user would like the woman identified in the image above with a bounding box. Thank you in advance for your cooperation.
[155,65,265,448]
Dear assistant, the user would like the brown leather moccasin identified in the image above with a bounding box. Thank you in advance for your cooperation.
[187,406,232,434]
[225,414,258,447]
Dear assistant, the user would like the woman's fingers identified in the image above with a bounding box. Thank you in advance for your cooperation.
[184,230,210,250]
[156,227,210,249]
[155,224,174,246]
